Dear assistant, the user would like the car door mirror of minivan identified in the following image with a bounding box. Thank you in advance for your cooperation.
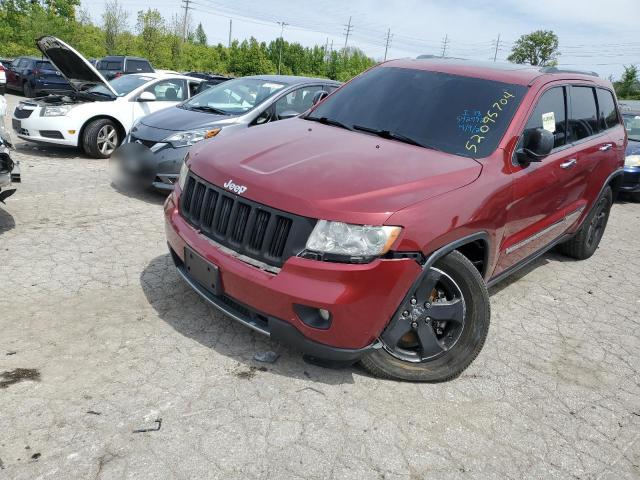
[516,128,555,164]
[278,110,299,120]
[312,90,329,105]
[137,91,156,102]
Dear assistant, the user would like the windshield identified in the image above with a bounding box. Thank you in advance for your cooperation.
[87,75,154,97]
[623,114,640,142]
[183,78,287,114]
[307,67,527,158]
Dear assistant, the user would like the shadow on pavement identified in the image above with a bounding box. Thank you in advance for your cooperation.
[140,253,357,385]
[0,206,15,236]
[110,181,167,206]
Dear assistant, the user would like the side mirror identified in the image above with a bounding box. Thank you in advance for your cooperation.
[312,90,329,105]
[516,128,554,163]
[137,91,156,102]
[278,110,299,120]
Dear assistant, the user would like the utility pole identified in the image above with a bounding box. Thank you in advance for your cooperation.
[441,34,449,57]
[228,19,232,48]
[181,0,192,42]
[324,37,329,62]
[493,33,501,62]
[277,21,288,75]
[384,28,393,61]
[343,16,353,51]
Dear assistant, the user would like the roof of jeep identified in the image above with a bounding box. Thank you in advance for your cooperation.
[383,58,610,87]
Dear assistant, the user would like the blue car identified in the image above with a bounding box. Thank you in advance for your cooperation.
[5,57,73,98]
[621,102,640,201]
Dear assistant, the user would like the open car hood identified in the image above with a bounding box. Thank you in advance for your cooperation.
[36,36,117,96]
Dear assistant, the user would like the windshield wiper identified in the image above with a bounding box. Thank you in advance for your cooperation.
[305,116,353,131]
[352,124,439,151]
[188,105,229,115]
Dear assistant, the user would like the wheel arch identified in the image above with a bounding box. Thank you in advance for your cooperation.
[78,115,126,148]
[424,232,491,279]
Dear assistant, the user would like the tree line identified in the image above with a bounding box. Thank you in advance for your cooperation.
[0,0,376,81]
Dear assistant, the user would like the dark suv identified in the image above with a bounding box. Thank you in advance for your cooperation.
[5,57,72,97]
[96,56,154,80]
[165,59,625,382]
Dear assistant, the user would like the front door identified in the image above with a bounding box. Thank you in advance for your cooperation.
[131,78,188,125]
[496,85,579,273]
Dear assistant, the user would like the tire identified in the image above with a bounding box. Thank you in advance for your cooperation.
[23,81,33,98]
[558,186,612,260]
[82,119,120,159]
[629,192,640,203]
[360,250,490,382]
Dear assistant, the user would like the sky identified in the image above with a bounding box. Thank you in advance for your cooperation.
[80,0,640,79]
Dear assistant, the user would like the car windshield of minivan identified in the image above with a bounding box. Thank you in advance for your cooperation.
[623,114,640,142]
[87,75,154,97]
[306,66,527,158]
[183,78,286,115]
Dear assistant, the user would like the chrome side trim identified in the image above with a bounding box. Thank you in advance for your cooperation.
[174,264,271,337]
[506,206,586,255]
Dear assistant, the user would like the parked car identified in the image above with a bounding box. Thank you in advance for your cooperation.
[12,36,202,158]
[0,62,6,95]
[5,56,72,97]
[96,56,154,80]
[165,59,625,382]
[113,75,339,190]
[620,102,640,201]
[183,72,232,93]
[0,96,19,202]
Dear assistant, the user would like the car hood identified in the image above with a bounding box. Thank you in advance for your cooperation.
[138,106,236,139]
[36,36,117,96]
[188,118,483,225]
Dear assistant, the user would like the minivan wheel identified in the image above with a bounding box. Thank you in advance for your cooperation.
[558,186,612,260]
[82,119,120,159]
[360,250,490,382]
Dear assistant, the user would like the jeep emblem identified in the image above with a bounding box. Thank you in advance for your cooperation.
[224,180,247,195]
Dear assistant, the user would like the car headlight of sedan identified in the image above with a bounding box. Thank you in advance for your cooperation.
[625,154,640,167]
[41,105,75,117]
[305,220,402,260]
[163,128,221,148]
[178,155,189,190]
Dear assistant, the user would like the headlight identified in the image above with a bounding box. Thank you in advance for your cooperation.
[305,220,402,258]
[178,156,189,190]
[163,128,221,148]
[625,154,640,167]
[41,105,74,117]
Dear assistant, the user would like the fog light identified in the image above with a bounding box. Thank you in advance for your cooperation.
[294,304,332,330]
[67,130,76,134]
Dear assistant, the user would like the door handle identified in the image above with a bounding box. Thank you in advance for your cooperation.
[560,159,577,169]
[599,143,613,152]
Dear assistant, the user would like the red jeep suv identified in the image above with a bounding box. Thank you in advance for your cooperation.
[164,59,625,382]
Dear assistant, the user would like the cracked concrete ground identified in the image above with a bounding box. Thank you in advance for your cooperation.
[0,93,639,479]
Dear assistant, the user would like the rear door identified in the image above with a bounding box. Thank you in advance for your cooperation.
[7,58,25,89]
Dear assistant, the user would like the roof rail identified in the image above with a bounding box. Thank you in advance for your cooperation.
[539,66,599,77]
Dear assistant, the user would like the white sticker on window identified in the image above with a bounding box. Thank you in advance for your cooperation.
[542,112,556,132]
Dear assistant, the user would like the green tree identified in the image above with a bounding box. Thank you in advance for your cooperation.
[135,8,166,65]
[508,30,560,66]
[614,65,640,99]
[194,22,206,46]
[102,0,128,54]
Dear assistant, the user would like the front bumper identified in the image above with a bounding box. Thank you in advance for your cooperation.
[164,195,421,359]
[621,167,640,192]
[116,140,188,190]
[13,112,78,147]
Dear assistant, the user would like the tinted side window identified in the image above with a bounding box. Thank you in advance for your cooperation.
[596,89,618,130]
[523,87,567,149]
[569,86,598,142]
[126,60,152,73]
